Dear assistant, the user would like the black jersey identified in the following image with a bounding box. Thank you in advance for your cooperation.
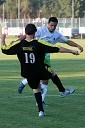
[2,39,59,79]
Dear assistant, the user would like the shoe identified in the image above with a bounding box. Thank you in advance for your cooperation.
[39,111,45,117]
[18,82,25,94]
[60,88,75,97]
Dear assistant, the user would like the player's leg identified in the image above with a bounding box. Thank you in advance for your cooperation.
[33,88,45,117]
[51,68,75,97]
[41,80,48,105]
[18,78,28,94]
[40,54,51,104]
[28,79,45,117]
[51,69,65,92]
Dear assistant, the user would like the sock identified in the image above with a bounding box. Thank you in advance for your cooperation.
[34,92,44,112]
[51,75,65,92]
[41,83,48,102]
[22,79,28,85]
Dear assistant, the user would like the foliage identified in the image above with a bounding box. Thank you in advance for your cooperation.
[58,0,71,18]
[0,0,85,18]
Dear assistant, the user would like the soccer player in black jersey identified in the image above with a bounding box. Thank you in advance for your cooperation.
[1,23,80,117]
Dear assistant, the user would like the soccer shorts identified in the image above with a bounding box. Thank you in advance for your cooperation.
[44,54,51,67]
[27,65,52,89]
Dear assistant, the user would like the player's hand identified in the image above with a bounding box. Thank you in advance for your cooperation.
[10,41,14,44]
[72,50,80,55]
[18,35,26,40]
[77,45,83,52]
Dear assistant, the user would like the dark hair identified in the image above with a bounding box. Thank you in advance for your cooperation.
[48,17,58,23]
[25,23,37,35]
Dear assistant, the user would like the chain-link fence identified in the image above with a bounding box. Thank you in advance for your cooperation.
[0,18,85,28]
[0,18,85,38]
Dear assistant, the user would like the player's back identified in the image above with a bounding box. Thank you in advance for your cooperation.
[19,39,47,79]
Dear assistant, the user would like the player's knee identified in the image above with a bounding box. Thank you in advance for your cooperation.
[41,84,48,92]
[41,80,48,85]
[51,68,57,77]
[22,78,28,85]
[52,70,56,77]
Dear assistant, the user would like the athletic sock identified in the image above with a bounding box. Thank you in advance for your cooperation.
[34,92,44,112]
[22,79,28,85]
[41,83,48,102]
[51,75,65,92]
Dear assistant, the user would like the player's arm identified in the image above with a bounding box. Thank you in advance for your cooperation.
[56,32,83,53]
[67,40,83,52]
[59,47,79,55]
[1,34,20,55]
[39,40,80,55]
[1,34,6,47]
[9,35,26,45]
[17,35,26,40]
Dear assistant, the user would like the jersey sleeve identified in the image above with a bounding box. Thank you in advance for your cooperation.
[1,40,20,55]
[38,39,60,53]
[55,32,69,43]
[35,28,41,39]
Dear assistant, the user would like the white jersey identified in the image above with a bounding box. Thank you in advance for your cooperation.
[35,26,69,44]
[35,26,69,62]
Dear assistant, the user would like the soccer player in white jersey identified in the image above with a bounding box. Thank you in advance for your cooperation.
[18,17,83,105]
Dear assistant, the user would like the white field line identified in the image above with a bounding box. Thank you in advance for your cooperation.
[0,93,85,100]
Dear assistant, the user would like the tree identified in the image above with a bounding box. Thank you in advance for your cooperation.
[21,0,40,19]
[47,0,60,17]
[5,0,17,19]
[58,0,72,18]
[79,0,85,17]
[0,0,85,19]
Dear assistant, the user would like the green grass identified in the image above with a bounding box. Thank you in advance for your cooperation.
[0,38,85,128]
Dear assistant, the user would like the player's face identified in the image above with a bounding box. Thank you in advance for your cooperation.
[48,21,57,32]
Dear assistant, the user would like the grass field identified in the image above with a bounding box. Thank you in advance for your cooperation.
[0,37,85,128]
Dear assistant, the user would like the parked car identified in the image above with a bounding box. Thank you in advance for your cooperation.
[71,28,81,39]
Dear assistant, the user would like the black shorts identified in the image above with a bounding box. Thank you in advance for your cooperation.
[26,64,52,89]
[27,79,40,89]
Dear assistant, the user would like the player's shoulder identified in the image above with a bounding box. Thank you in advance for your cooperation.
[54,29,60,33]
[54,29,63,36]
[37,26,47,32]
